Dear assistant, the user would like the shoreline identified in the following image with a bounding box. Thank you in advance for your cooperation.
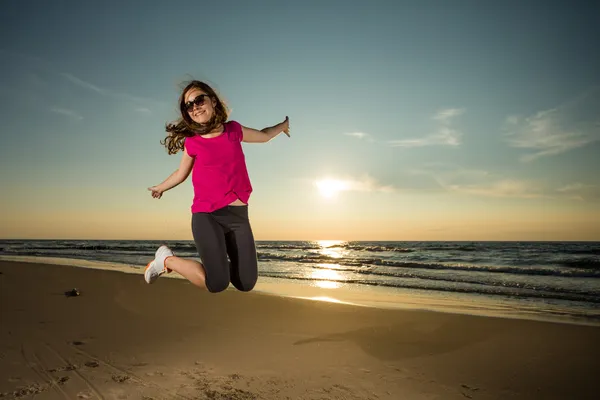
[2,255,599,327]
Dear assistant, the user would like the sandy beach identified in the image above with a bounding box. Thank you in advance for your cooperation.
[0,260,598,400]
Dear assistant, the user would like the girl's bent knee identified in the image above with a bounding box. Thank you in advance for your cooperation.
[206,279,229,293]
[234,279,256,292]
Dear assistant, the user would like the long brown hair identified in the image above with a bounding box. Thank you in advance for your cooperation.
[161,80,229,154]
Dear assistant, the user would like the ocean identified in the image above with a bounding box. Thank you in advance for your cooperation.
[1,239,599,324]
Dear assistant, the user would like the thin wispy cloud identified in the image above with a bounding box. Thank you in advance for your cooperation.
[314,174,395,195]
[412,163,600,201]
[412,163,544,199]
[60,72,166,109]
[446,179,544,199]
[135,107,152,115]
[344,132,370,140]
[409,163,490,181]
[2,50,166,112]
[389,108,465,148]
[404,163,488,193]
[50,107,83,121]
[344,131,375,143]
[313,163,598,202]
[61,73,105,95]
[344,175,395,193]
[556,183,600,201]
[433,108,465,121]
[505,87,600,162]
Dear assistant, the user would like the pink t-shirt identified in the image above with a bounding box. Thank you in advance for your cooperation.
[184,120,252,213]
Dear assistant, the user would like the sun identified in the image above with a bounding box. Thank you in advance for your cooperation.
[315,179,349,198]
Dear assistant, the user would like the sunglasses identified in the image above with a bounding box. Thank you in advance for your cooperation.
[184,94,210,112]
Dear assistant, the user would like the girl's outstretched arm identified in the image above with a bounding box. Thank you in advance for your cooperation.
[242,116,290,143]
[148,148,194,199]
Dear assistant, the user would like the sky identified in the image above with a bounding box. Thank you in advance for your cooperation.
[0,0,599,241]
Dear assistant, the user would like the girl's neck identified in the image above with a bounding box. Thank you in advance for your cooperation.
[201,124,224,138]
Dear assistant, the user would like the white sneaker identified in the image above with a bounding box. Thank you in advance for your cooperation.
[144,245,174,284]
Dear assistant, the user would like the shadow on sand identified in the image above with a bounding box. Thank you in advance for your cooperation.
[293,314,506,361]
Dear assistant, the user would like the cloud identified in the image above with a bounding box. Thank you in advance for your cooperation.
[50,107,83,121]
[1,50,164,114]
[433,108,465,121]
[447,180,600,201]
[389,108,465,148]
[411,163,545,199]
[61,73,106,95]
[343,175,395,193]
[411,163,600,201]
[344,132,370,140]
[60,72,166,110]
[556,183,600,201]
[409,163,489,182]
[505,87,600,161]
[344,131,375,143]
[314,174,395,195]
[445,179,544,198]
[135,107,152,115]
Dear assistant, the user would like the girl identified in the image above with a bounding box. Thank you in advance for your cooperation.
[146,80,289,293]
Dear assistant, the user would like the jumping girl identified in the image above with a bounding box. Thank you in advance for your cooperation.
[145,80,289,293]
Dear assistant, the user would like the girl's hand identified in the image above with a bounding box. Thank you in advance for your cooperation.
[281,116,290,137]
[148,186,164,199]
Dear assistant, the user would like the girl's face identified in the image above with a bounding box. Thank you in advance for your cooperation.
[184,88,216,124]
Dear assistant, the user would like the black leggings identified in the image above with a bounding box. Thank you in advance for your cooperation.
[191,205,258,293]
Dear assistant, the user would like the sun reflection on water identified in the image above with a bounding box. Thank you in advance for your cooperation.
[304,241,351,290]
[316,240,348,259]
[317,240,345,248]
[312,268,341,280]
[310,264,343,289]
[316,263,344,270]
